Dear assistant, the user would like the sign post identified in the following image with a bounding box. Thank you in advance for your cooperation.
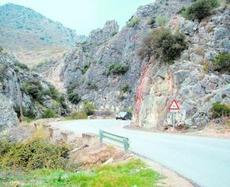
[169,99,180,128]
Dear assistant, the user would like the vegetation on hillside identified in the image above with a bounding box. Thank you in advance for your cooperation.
[181,0,219,21]
[83,100,96,116]
[42,109,57,118]
[212,52,230,73]
[121,84,131,93]
[127,16,140,27]
[138,27,187,63]
[107,63,129,76]
[67,84,81,105]
[20,80,67,119]
[211,102,230,118]
[155,15,169,27]
[15,62,30,71]
[21,80,44,102]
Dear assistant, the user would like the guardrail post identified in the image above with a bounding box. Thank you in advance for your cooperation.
[99,130,103,144]
[123,138,129,152]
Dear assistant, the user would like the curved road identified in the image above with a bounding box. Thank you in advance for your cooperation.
[51,119,230,187]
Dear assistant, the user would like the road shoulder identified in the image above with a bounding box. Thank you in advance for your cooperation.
[138,156,196,187]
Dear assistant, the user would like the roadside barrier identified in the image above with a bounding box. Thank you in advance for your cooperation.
[99,130,129,151]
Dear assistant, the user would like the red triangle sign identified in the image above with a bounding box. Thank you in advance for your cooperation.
[169,99,180,112]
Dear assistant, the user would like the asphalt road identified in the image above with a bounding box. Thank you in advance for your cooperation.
[51,119,230,187]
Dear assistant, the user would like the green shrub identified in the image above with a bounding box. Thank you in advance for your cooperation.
[66,83,82,105]
[42,109,56,118]
[0,139,69,171]
[111,31,118,36]
[212,53,230,73]
[0,46,3,53]
[65,111,88,120]
[81,65,89,74]
[155,15,168,27]
[211,102,230,118]
[58,95,68,110]
[48,86,60,100]
[21,80,43,101]
[14,106,36,119]
[108,64,129,75]
[15,62,29,71]
[181,0,219,21]
[67,92,81,105]
[83,101,95,116]
[138,27,187,63]
[121,85,130,93]
[127,17,140,27]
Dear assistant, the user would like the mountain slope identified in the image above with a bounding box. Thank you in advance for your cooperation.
[36,0,192,111]
[37,0,229,129]
[0,3,85,66]
[0,49,69,129]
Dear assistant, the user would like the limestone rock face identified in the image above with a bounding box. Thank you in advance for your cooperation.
[36,0,191,113]
[0,94,18,132]
[0,51,69,123]
[133,8,230,129]
[36,0,229,129]
[89,20,119,45]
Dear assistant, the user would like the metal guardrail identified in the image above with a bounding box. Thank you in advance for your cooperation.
[99,130,129,151]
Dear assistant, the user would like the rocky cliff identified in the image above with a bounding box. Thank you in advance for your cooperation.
[29,0,230,129]
[37,0,192,113]
[133,4,230,129]
[0,49,68,130]
[0,93,18,132]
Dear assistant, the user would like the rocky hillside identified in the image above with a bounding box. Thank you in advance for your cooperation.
[37,0,192,112]
[37,0,230,129]
[2,0,229,131]
[133,1,230,129]
[0,49,69,131]
[0,3,85,66]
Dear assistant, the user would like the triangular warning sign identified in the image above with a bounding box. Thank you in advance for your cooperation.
[169,99,180,112]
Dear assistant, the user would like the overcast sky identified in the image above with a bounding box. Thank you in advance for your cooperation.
[0,0,154,35]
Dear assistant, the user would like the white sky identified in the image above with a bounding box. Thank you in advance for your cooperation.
[0,0,155,35]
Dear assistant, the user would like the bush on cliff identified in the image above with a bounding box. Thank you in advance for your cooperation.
[67,92,81,105]
[211,102,230,118]
[21,80,44,101]
[127,16,140,27]
[138,27,187,63]
[181,0,219,21]
[155,15,168,27]
[15,62,29,71]
[212,52,230,74]
[67,84,81,105]
[107,63,129,75]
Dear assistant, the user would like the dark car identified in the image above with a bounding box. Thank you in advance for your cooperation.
[116,112,132,120]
